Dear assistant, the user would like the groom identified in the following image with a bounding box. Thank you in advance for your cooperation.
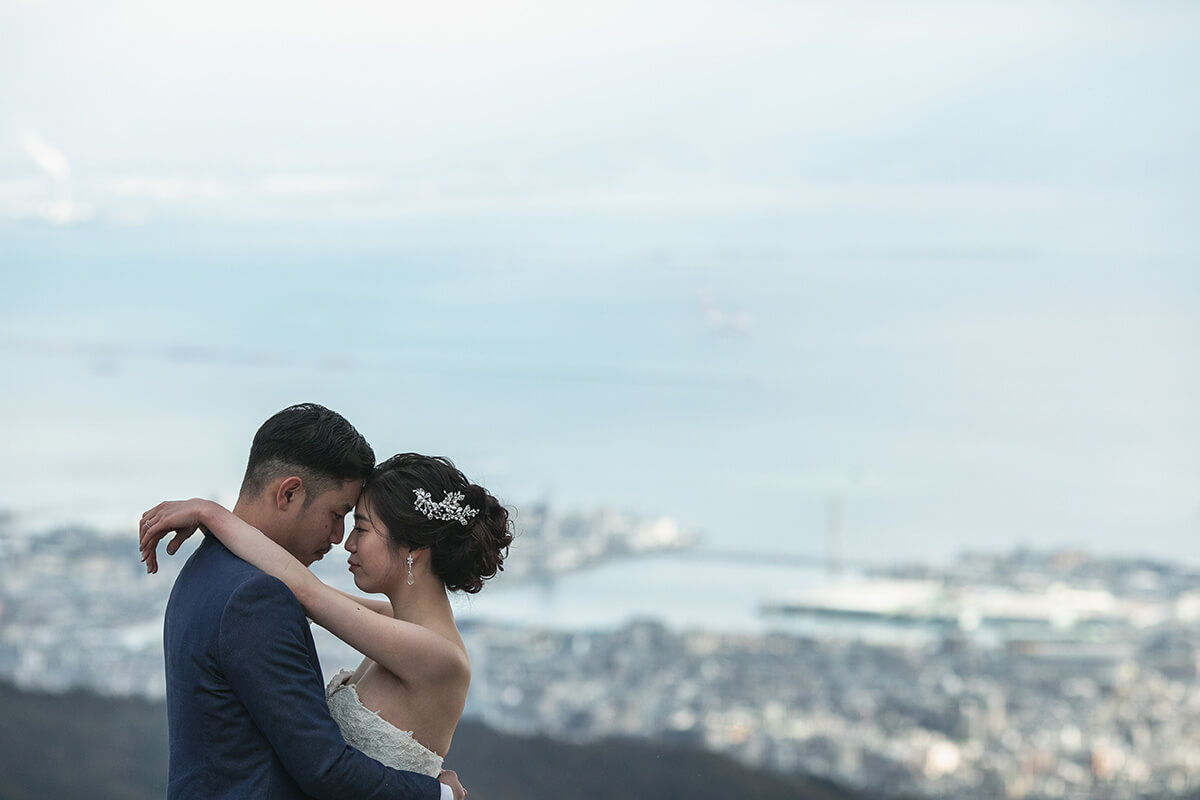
[157,403,464,800]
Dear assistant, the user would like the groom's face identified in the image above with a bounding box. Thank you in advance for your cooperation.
[283,479,363,566]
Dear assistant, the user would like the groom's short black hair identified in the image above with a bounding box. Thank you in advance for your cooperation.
[239,403,375,504]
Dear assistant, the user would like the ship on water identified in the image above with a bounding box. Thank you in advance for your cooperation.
[761,571,1180,643]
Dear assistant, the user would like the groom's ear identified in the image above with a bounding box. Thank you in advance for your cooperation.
[275,476,305,511]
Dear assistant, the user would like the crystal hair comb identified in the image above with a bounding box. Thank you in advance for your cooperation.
[412,488,477,526]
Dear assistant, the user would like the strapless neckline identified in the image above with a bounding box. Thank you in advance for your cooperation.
[325,669,445,778]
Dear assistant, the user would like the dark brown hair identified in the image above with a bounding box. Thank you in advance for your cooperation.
[362,453,512,593]
[240,403,375,505]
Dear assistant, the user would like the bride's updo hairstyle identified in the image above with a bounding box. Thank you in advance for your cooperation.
[361,453,512,593]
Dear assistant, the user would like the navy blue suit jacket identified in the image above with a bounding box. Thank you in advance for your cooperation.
[164,535,440,799]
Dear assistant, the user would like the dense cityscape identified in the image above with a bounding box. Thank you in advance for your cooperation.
[4,510,1200,798]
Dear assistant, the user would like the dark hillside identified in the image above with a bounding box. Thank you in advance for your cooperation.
[0,680,872,800]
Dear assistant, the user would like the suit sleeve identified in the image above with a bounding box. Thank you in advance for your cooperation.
[219,574,441,800]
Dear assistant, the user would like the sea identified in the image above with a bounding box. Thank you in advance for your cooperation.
[1,216,1197,592]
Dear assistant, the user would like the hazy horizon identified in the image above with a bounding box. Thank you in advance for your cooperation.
[2,1,1197,564]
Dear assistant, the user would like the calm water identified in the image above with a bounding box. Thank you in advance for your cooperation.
[307,551,936,658]
[451,556,828,633]
[1,221,1197,565]
[306,553,836,659]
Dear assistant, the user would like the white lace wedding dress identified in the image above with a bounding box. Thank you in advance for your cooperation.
[325,669,445,778]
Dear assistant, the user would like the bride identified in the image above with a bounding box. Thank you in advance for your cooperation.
[140,452,512,778]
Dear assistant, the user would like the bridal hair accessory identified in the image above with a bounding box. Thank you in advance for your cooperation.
[412,488,477,526]
[406,553,415,586]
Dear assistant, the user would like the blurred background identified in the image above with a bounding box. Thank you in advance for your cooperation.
[2,1,1199,798]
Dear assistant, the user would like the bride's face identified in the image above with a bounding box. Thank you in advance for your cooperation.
[345,497,405,593]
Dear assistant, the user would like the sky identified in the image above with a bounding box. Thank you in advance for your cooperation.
[1,1,1197,563]
[4,0,1198,228]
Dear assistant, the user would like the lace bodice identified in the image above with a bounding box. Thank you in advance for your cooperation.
[325,669,445,778]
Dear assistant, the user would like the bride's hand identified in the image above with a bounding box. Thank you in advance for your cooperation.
[438,769,466,800]
[140,498,213,574]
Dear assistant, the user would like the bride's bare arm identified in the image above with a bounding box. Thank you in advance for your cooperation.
[300,579,469,685]
[140,499,313,594]
[141,499,467,684]
[332,587,393,617]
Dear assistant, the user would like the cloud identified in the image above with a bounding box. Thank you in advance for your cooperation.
[102,173,382,201]
[20,130,70,180]
[108,175,230,200]
[256,173,383,196]
[697,289,753,336]
[0,189,92,224]
[40,197,92,224]
[6,129,91,224]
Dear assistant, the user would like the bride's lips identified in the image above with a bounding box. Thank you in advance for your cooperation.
[347,559,360,571]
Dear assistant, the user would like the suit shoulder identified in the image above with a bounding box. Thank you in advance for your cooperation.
[221,567,307,629]
[228,569,299,606]
[172,540,294,614]
[217,570,310,658]
[181,537,270,584]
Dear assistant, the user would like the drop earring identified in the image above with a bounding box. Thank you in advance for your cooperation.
[406,553,415,586]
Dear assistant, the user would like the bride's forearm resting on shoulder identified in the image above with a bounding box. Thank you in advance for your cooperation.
[199,505,464,680]
[190,503,465,682]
